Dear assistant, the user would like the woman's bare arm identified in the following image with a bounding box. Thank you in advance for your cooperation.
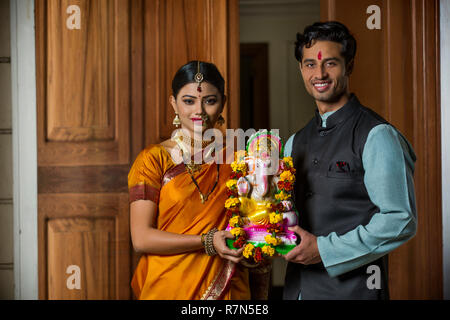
[130,199,244,262]
[130,200,204,254]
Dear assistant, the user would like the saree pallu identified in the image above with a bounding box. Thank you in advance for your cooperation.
[128,144,250,300]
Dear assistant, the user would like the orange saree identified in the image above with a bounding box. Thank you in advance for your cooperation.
[128,144,250,300]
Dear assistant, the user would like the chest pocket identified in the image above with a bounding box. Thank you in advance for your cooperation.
[326,160,364,180]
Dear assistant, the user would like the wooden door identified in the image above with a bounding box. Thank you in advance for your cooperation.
[36,0,239,299]
[321,0,442,299]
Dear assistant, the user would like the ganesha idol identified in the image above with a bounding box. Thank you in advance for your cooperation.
[225,131,298,260]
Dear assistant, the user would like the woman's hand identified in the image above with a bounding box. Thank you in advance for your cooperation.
[213,230,244,263]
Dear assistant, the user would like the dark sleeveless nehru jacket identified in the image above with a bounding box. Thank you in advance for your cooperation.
[283,95,390,300]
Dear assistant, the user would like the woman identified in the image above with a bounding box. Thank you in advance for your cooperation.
[128,61,251,300]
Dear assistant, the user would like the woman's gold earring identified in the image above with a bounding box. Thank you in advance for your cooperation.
[173,113,181,127]
[217,114,225,126]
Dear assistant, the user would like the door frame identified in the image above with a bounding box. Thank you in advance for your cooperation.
[440,0,450,301]
[10,0,38,300]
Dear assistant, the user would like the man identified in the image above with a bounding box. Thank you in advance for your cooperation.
[282,21,417,300]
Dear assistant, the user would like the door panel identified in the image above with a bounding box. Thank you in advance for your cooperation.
[321,0,442,299]
[47,217,115,300]
[46,0,114,143]
[38,0,130,167]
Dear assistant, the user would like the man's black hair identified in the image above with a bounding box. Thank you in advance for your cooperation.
[295,21,357,72]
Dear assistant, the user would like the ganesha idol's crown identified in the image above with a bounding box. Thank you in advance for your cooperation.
[225,130,298,260]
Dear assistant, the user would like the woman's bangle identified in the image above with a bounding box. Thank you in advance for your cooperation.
[204,228,218,256]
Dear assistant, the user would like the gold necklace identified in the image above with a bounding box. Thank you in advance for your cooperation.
[180,135,214,148]
[179,148,220,204]
[186,161,202,175]
[172,134,221,203]
[179,147,202,174]
[178,137,215,174]
[173,132,218,186]
[188,162,220,204]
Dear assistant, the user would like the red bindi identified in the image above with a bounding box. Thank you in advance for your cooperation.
[318,51,322,60]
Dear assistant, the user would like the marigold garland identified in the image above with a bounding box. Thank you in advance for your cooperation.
[225,152,296,263]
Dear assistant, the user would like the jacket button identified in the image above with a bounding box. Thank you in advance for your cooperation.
[313,159,319,165]
[306,192,314,198]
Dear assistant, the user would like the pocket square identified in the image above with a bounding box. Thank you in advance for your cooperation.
[335,161,350,172]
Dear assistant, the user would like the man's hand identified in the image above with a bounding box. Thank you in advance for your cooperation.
[283,226,322,265]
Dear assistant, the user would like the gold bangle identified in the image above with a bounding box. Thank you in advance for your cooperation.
[205,228,218,256]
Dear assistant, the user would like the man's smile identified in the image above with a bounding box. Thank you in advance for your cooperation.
[313,80,332,92]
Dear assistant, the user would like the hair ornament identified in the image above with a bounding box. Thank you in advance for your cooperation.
[195,61,204,92]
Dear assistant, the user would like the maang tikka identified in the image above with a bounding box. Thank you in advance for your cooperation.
[194,61,203,92]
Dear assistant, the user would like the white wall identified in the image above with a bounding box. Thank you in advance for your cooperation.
[441,0,450,300]
[240,0,320,287]
[10,0,38,299]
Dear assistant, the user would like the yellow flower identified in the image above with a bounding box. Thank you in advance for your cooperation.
[280,170,295,183]
[243,243,255,258]
[275,191,290,201]
[261,245,275,257]
[226,179,237,190]
[229,215,243,227]
[225,197,240,209]
[231,161,247,173]
[269,212,284,224]
[283,157,294,168]
[265,234,282,246]
[230,227,245,238]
